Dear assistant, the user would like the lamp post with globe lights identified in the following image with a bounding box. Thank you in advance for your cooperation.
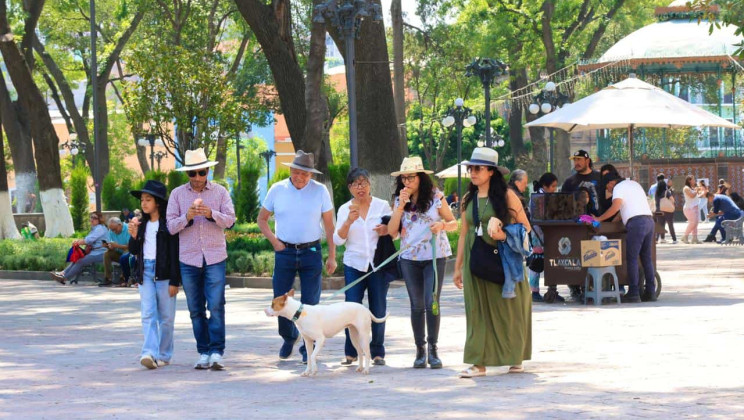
[59,132,86,166]
[137,134,165,173]
[528,81,569,171]
[441,98,477,202]
[313,0,383,169]
[466,57,509,147]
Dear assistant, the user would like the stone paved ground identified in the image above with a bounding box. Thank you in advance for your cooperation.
[1,223,743,419]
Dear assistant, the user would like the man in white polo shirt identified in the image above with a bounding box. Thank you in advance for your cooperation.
[594,172,656,303]
[258,150,337,363]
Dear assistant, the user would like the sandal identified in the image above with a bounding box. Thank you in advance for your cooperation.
[508,365,524,373]
[459,366,486,378]
[340,356,358,365]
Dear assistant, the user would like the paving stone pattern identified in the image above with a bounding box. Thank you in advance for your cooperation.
[1,223,743,419]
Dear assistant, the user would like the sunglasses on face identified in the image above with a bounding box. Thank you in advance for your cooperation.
[187,169,208,178]
[401,175,418,183]
[466,165,487,173]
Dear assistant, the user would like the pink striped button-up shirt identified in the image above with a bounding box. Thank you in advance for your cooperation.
[166,181,236,267]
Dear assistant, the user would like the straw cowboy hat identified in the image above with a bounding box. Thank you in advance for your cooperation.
[390,156,434,177]
[175,148,219,171]
[282,150,323,174]
[460,147,509,175]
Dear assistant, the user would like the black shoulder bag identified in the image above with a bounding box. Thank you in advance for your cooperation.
[526,231,544,273]
[469,196,505,284]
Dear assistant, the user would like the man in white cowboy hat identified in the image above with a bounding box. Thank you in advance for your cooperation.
[166,148,236,370]
[257,150,337,364]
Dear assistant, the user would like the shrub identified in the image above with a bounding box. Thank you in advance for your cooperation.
[234,157,262,223]
[268,168,289,190]
[166,171,189,194]
[232,223,263,234]
[103,173,139,212]
[70,163,90,231]
[328,163,351,211]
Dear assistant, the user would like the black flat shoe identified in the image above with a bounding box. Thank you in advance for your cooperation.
[373,357,386,366]
[341,356,358,365]
[621,293,641,303]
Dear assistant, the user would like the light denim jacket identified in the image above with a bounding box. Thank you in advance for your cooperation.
[499,223,531,298]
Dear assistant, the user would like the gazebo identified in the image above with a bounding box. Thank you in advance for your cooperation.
[578,0,744,191]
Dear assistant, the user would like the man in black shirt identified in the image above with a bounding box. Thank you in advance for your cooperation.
[561,150,601,302]
[562,150,601,201]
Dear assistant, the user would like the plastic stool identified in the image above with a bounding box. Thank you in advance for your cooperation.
[584,266,621,306]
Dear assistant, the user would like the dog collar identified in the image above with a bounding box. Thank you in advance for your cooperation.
[291,304,304,322]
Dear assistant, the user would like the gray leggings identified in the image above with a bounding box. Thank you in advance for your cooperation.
[399,258,446,347]
[63,252,104,279]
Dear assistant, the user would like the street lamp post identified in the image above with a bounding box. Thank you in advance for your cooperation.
[59,133,86,166]
[137,134,165,173]
[259,150,277,187]
[153,151,167,171]
[528,81,569,171]
[441,98,476,203]
[466,57,508,147]
[313,0,382,169]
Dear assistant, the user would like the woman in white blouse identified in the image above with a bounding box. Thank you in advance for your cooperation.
[334,168,392,366]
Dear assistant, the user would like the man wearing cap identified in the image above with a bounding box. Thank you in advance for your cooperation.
[166,148,236,370]
[561,150,601,202]
[257,150,337,363]
[594,173,656,303]
[561,149,601,300]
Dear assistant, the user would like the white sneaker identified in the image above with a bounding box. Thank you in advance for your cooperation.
[671,240,678,244]
[156,360,170,367]
[209,353,225,370]
[194,353,210,370]
[140,355,157,370]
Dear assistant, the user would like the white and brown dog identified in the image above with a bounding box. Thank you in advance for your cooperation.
[265,290,388,376]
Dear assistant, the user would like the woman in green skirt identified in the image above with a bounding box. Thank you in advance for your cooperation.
[452,147,532,378]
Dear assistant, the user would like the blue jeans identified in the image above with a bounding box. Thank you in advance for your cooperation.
[139,259,176,361]
[343,264,389,359]
[180,259,226,356]
[625,216,656,296]
[121,253,133,281]
[399,258,446,347]
[272,247,322,356]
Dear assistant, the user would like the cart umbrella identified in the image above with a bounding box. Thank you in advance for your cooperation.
[525,75,739,178]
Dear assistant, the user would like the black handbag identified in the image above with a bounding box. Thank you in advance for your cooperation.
[526,231,544,273]
[469,196,505,284]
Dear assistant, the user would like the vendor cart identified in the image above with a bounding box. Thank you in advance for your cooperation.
[535,221,661,303]
[530,193,661,303]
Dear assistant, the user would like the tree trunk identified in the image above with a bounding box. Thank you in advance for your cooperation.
[349,6,404,200]
[509,68,528,157]
[553,129,572,181]
[136,144,151,174]
[0,114,21,239]
[391,0,407,154]
[234,0,308,151]
[33,35,93,168]
[0,5,74,237]
[213,134,227,179]
[304,0,330,181]
[0,75,36,213]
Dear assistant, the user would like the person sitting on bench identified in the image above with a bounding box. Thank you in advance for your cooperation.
[51,212,108,285]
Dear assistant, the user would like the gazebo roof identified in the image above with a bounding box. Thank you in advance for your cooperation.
[581,1,741,73]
